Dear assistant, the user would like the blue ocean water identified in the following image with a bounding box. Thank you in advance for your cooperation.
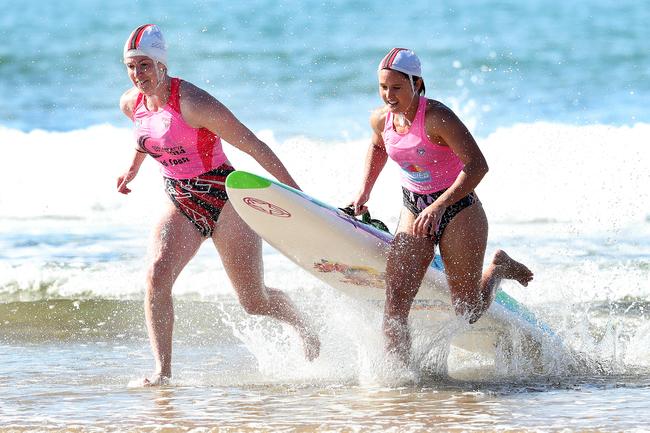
[1,1,650,431]
[1,0,648,138]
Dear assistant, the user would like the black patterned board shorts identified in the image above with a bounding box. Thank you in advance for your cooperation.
[402,187,478,245]
[164,164,235,237]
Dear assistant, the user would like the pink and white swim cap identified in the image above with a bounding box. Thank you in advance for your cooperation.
[378,48,426,94]
[123,24,167,66]
[378,48,421,77]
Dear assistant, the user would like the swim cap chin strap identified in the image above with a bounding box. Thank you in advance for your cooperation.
[408,74,416,95]
[154,61,166,89]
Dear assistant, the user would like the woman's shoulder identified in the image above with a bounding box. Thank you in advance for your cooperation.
[369,105,389,131]
[424,98,461,125]
[178,79,211,102]
[176,79,225,128]
[119,87,141,118]
[423,97,467,137]
[424,98,452,115]
[178,79,219,113]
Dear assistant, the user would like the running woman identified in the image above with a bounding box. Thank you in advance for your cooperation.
[351,48,534,364]
[117,24,320,385]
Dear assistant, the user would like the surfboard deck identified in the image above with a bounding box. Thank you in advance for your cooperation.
[225,170,559,357]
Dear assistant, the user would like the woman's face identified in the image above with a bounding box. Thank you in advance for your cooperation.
[378,69,416,113]
[124,55,162,94]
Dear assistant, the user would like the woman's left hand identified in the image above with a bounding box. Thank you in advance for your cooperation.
[413,203,445,237]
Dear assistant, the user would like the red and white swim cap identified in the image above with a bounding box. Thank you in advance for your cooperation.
[378,48,421,77]
[123,24,167,66]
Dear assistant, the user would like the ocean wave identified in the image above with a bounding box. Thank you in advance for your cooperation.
[0,121,648,312]
[1,121,648,227]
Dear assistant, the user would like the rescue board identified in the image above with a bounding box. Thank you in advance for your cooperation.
[225,170,563,361]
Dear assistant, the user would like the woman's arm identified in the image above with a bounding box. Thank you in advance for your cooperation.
[412,101,489,236]
[425,101,488,208]
[180,82,300,189]
[352,108,388,214]
[117,151,147,194]
[117,88,147,195]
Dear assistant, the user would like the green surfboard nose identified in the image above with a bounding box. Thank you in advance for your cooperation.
[226,171,272,189]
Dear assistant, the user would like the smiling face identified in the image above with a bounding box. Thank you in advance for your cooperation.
[378,69,418,114]
[124,55,164,94]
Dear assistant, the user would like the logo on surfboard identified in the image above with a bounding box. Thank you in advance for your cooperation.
[313,259,386,288]
[242,197,291,217]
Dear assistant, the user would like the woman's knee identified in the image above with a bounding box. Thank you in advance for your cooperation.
[448,280,484,322]
[385,235,433,317]
[145,255,178,291]
[237,290,270,315]
[384,280,419,318]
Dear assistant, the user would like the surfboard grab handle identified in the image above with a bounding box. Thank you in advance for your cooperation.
[338,206,391,233]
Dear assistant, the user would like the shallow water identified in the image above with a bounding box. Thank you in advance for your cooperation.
[2,298,650,431]
[3,343,650,431]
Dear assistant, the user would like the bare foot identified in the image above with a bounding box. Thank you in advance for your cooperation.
[299,326,321,361]
[141,373,170,387]
[492,249,534,286]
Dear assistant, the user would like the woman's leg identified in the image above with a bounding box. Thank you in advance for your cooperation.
[212,201,320,361]
[384,208,436,364]
[143,204,204,385]
[439,202,533,323]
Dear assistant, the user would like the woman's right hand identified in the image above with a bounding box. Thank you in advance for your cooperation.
[116,170,138,195]
[351,191,370,216]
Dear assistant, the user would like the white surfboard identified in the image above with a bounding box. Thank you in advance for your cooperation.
[225,170,562,360]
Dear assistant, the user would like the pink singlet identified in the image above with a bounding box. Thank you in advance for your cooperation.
[383,97,464,194]
[132,77,228,179]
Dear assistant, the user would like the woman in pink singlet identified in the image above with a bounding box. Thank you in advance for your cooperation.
[351,48,534,364]
[117,24,319,385]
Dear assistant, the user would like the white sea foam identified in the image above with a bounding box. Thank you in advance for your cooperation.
[0,122,648,306]
[2,121,647,223]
